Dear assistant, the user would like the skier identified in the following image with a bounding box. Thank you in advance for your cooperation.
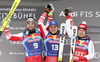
[38,4,59,62]
[3,4,53,62]
[38,5,72,62]
[65,8,95,62]
[39,20,60,62]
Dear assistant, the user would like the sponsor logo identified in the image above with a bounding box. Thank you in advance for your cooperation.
[93,41,100,44]
[74,51,86,56]
[51,21,55,24]
[75,45,86,50]
[64,39,71,45]
[27,18,34,22]
[79,25,85,28]
[87,27,100,34]
[10,27,26,30]
[63,53,70,56]
[28,38,40,42]
[49,40,59,43]
[9,52,25,55]
[10,41,22,44]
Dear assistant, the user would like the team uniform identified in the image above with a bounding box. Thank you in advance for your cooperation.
[66,15,95,62]
[4,16,52,62]
[38,12,59,62]
[5,27,43,62]
[38,11,70,62]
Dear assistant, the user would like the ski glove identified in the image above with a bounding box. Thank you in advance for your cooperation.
[64,7,72,16]
[1,17,11,28]
[45,3,54,14]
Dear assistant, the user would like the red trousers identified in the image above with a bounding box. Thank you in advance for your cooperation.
[25,55,42,62]
[45,56,58,62]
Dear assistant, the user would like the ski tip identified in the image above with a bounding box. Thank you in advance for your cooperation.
[58,61,62,62]
[69,59,73,62]
[58,57,62,62]
[15,0,21,1]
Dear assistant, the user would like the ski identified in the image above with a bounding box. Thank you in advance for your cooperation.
[0,0,21,36]
[69,26,77,62]
[58,23,66,62]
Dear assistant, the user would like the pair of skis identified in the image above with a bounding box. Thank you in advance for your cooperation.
[58,23,77,62]
[0,0,21,37]
[58,23,66,62]
[69,26,77,62]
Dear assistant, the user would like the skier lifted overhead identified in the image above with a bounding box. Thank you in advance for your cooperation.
[65,8,95,62]
[3,4,54,62]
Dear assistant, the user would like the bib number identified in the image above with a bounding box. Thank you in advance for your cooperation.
[52,44,58,50]
[33,43,38,49]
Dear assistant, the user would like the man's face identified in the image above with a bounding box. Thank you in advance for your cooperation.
[26,22,35,31]
[78,29,86,37]
[49,25,58,34]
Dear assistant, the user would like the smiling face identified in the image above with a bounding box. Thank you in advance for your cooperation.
[49,25,58,34]
[78,29,86,37]
[26,22,35,31]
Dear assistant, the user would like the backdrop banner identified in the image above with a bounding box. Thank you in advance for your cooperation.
[0,0,100,62]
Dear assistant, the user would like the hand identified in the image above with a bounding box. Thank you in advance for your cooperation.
[72,56,79,61]
[49,3,55,12]
[67,7,72,12]
[64,7,72,16]
[45,3,54,13]
[1,17,11,28]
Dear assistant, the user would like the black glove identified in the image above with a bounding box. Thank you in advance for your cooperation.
[64,8,72,16]
[44,3,54,14]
